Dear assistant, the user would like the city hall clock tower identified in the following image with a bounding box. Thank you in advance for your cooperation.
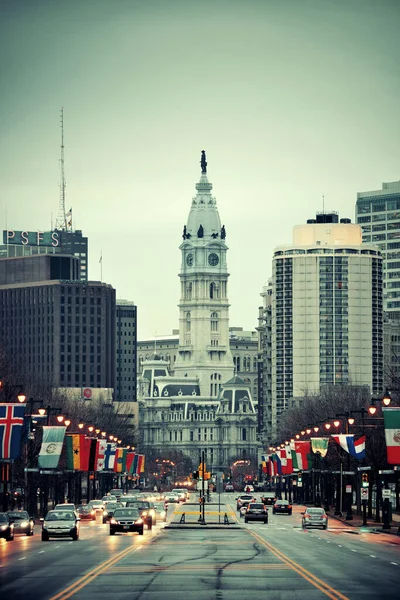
[173,151,234,396]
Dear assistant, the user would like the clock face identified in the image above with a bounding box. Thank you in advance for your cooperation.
[208,253,219,266]
[186,253,194,266]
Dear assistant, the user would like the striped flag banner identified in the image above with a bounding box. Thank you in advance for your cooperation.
[114,448,128,473]
[311,437,329,458]
[65,434,90,470]
[294,441,311,470]
[126,452,135,474]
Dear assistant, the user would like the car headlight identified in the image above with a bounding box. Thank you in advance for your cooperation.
[91,510,95,515]
[110,518,117,524]
[20,521,29,527]
[135,518,143,525]
[0,525,7,530]
[103,511,108,516]
[142,511,147,516]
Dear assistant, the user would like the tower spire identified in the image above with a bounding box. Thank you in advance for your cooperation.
[55,108,68,230]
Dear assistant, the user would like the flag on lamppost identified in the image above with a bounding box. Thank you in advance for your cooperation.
[114,448,127,473]
[331,434,366,460]
[104,443,116,470]
[310,437,329,458]
[382,407,400,464]
[65,434,90,470]
[95,439,107,471]
[126,452,135,474]
[38,426,66,468]
[294,441,311,469]
[0,403,25,460]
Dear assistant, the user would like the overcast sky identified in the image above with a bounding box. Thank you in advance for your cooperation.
[1,0,399,339]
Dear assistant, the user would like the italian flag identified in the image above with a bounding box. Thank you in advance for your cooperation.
[383,408,400,464]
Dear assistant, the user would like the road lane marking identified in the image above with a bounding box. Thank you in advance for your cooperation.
[351,549,357,552]
[110,564,291,573]
[250,530,350,600]
[48,544,139,600]
[38,550,45,554]
[18,557,26,561]
[370,555,376,558]
[390,562,398,565]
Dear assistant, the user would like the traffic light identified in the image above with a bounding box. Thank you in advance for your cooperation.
[362,473,369,488]
[192,471,199,480]
[297,472,302,485]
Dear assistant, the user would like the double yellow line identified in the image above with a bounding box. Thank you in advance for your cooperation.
[49,544,137,600]
[250,530,349,600]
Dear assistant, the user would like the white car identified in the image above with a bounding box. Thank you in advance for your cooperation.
[164,492,180,503]
[243,485,254,492]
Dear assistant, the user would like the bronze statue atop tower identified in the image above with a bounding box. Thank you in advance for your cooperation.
[200,150,207,173]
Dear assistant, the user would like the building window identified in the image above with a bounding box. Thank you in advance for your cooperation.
[210,372,222,396]
[210,312,218,332]
[186,312,191,333]
[190,430,194,441]
[233,355,241,372]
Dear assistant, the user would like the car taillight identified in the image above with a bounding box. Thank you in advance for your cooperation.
[274,504,278,509]
[288,505,292,509]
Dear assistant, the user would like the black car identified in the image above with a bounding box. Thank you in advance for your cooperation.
[244,503,269,524]
[0,512,14,541]
[102,502,119,523]
[110,508,144,536]
[261,492,277,506]
[272,500,292,515]
[7,510,35,536]
[125,500,155,527]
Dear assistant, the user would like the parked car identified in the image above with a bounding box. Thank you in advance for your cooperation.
[41,510,80,541]
[272,500,292,515]
[76,505,96,520]
[244,502,269,524]
[7,510,35,536]
[0,512,14,541]
[301,507,328,530]
[110,507,144,536]
[261,492,277,506]
[236,494,256,510]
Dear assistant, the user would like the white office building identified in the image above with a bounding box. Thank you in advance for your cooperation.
[270,212,383,439]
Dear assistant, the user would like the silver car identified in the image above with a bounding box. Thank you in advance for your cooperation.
[41,510,80,541]
[301,507,328,530]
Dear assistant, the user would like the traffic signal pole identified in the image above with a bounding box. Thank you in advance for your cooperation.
[201,450,205,524]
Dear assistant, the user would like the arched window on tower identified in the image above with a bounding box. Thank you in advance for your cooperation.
[210,312,218,332]
[186,282,192,300]
[253,356,258,371]
[209,282,220,299]
[185,312,191,333]
[233,355,241,373]
[210,372,222,396]
[243,355,251,372]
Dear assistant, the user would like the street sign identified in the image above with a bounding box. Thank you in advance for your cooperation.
[24,468,39,472]
[361,488,369,500]
[343,471,355,475]
[382,489,391,498]
[379,470,394,475]
[345,485,352,493]
[357,466,371,471]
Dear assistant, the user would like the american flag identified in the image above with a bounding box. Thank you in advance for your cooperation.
[0,403,25,460]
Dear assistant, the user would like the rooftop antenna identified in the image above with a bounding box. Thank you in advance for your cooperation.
[55,108,67,230]
[322,194,325,214]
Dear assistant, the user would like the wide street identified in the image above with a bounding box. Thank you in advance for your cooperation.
[1,493,399,600]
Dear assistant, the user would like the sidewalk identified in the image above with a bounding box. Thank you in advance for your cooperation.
[329,507,400,536]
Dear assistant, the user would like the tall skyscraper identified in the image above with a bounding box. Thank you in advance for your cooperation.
[269,211,383,440]
[356,180,400,317]
[115,300,137,402]
[0,254,115,388]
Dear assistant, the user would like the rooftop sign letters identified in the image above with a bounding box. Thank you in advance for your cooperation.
[3,229,60,247]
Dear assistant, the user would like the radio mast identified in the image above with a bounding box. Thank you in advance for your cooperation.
[55,108,68,230]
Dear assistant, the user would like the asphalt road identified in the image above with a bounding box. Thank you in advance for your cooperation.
[1,493,399,600]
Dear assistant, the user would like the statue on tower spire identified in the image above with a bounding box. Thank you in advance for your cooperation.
[200,150,207,173]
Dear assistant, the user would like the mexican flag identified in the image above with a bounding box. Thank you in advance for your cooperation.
[38,426,66,469]
[383,408,400,464]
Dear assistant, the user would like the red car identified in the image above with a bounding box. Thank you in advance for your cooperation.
[76,505,96,520]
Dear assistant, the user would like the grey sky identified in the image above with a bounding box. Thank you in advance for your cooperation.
[1,0,399,339]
